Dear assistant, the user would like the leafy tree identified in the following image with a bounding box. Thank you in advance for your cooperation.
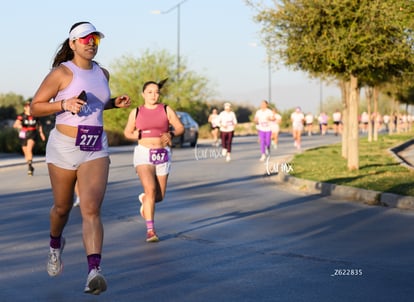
[0,93,25,121]
[104,49,213,142]
[247,0,414,170]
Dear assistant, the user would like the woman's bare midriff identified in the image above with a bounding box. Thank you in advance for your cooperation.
[139,137,167,149]
[56,124,79,138]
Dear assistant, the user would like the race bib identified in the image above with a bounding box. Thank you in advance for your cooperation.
[75,125,103,151]
[19,130,27,139]
[149,148,169,164]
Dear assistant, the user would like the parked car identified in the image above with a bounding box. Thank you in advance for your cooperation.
[172,111,199,147]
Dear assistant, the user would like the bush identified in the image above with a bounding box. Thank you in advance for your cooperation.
[0,127,46,154]
[0,127,20,153]
[106,130,134,146]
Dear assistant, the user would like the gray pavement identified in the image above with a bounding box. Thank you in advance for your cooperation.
[2,135,414,210]
[2,135,414,169]
[1,135,414,301]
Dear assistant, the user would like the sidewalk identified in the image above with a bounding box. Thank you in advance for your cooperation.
[0,153,45,168]
[391,138,414,170]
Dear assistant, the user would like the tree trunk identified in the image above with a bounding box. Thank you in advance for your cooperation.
[365,87,373,142]
[373,86,379,141]
[390,97,396,134]
[396,99,400,134]
[340,80,349,158]
[347,75,359,171]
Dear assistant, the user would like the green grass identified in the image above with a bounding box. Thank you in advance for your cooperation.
[290,133,414,197]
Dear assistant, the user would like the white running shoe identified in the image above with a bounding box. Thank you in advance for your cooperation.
[84,268,107,295]
[47,237,65,277]
[226,154,231,162]
[73,196,80,207]
[260,154,266,162]
[138,193,145,218]
[222,148,227,156]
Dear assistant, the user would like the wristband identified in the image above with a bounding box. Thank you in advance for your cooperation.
[110,97,118,108]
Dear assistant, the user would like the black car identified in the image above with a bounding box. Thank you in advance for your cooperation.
[172,111,199,147]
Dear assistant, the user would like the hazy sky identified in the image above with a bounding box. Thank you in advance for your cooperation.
[0,0,339,113]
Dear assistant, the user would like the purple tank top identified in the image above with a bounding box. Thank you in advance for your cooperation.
[54,61,111,127]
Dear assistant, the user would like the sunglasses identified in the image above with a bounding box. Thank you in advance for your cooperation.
[77,33,100,45]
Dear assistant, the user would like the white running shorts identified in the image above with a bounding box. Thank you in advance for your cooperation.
[292,121,304,131]
[270,124,279,133]
[133,145,171,176]
[46,128,109,170]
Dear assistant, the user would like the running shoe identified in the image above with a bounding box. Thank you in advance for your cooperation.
[226,154,231,162]
[146,230,160,243]
[47,237,65,277]
[84,267,107,295]
[260,154,266,162]
[73,196,80,207]
[138,193,145,218]
[28,165,34,176]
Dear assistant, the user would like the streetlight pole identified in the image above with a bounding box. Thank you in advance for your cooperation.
[264,36,272,104]
[268,55,272,103]
[176,3,182,84]
[250,42,272,104]
[320,79,323,112]
[152,0,189,103]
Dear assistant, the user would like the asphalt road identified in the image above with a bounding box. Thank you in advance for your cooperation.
[1,134,414,302]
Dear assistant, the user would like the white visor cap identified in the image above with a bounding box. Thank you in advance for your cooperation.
[69,23,105,40]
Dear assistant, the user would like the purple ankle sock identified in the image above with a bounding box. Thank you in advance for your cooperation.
[50,234,61,249]
[87,254,102,272]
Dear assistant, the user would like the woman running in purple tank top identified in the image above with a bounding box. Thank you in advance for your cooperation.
[31,21,131,295]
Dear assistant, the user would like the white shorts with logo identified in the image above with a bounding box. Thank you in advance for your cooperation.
[46,128,109,170]
[133,145,171,176]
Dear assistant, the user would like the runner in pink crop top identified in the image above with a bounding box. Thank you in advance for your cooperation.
[124,79,184,243]
[136,104,169,138]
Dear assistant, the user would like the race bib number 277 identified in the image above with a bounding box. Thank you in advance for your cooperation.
[75,125,103,151]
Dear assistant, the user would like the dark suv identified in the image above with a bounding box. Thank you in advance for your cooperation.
[173,111,199,147]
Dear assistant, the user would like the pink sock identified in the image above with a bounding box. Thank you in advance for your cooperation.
[146,220,154,231]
